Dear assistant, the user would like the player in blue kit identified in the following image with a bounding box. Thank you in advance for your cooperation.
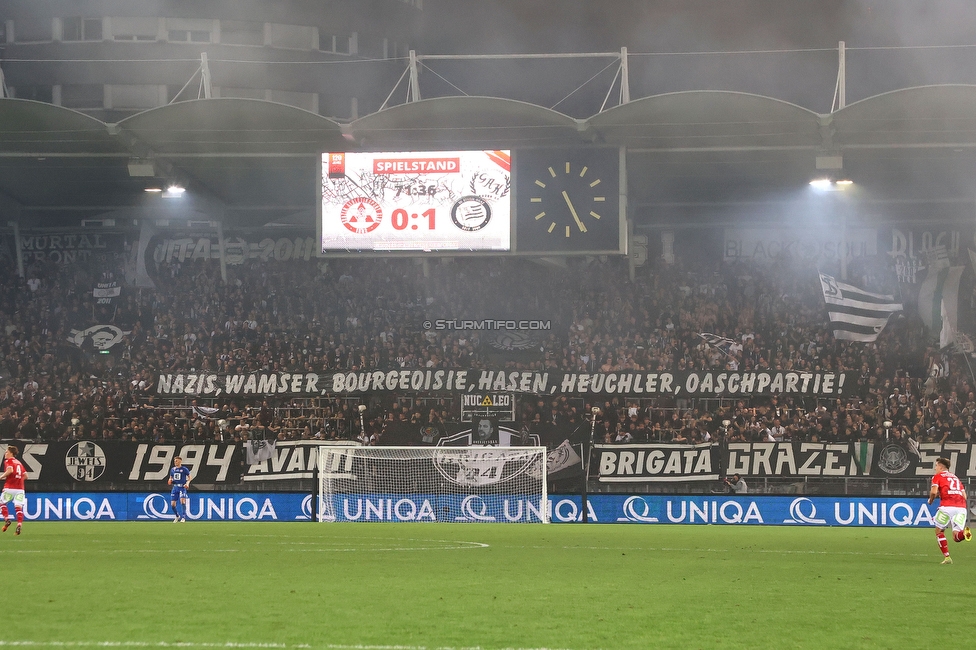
[168,456,191,522]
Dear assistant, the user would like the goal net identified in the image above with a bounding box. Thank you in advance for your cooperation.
[317,446,548,523]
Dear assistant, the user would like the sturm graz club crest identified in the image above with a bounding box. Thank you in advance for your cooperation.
[483,330,544,362]
[876,444,911,475]
[65,441,106,481]
[451,196,492,232]
[432,448,540,488]
[489,330,540,352]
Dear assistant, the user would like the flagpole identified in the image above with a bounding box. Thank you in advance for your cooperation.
[581,407,599,524]
[358,404,367,443]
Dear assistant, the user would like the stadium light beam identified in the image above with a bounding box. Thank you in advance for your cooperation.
[809,178,854,191]
[163,184,186,198]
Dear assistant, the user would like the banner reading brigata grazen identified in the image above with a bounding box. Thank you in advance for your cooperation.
[596,441,976,483]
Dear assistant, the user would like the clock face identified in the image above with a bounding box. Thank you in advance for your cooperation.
[514,148,621,253]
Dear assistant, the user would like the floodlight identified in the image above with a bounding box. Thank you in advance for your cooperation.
[810,177,853,191]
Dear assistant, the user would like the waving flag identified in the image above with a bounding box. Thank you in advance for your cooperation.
[697,332,737,357]
[819,273,902,342]
[246,439,276,465]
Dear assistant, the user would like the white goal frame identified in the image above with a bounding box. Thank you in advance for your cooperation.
[316,445,548,523]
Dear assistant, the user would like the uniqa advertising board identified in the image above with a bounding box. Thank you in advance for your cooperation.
[550,495,948,527]
[21,493,953,527]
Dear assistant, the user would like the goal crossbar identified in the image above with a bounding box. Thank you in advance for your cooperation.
[317,446,548,523]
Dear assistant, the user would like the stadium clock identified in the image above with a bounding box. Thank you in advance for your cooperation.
[514,148,621,253]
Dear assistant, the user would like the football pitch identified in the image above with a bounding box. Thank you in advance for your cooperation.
[4,522,973,649]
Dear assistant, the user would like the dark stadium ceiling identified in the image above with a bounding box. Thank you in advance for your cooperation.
[2,85,976,229]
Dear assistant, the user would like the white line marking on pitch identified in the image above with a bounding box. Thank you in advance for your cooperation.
[513,545,931,557]
[0,541,490,554]
[0,642,572,650]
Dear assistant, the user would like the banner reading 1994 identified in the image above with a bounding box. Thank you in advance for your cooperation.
[321,150,511,252]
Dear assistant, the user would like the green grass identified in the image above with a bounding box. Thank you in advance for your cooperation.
[3,522,973,649]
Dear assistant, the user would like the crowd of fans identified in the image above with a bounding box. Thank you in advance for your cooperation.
[0,235,972,452]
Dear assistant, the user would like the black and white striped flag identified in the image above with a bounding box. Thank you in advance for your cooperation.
[697,332,737,357]
[819,273,902,342]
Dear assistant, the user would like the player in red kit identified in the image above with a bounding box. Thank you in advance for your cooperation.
[928,457,971,564]
[0,445,27,536]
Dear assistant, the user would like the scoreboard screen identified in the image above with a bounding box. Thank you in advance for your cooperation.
[320,150,511,252]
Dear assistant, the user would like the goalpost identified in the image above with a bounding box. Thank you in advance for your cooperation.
[317,446,548,523]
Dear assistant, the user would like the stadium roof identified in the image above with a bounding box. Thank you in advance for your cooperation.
[2,85,976,229]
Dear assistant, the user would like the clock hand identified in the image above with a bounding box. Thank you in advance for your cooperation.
[561,191,587,233]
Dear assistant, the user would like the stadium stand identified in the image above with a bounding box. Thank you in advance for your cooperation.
[0,238,967,456]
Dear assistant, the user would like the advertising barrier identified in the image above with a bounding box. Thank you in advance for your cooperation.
[321,493,546,523]
[23,493,952,527]
[548,494,945,527]
[22,492,310,521]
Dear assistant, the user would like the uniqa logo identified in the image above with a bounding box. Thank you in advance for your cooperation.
[616,496,660,523]
[138,493,172,519]
[783,497,827,524]
[299,494,314,520]
[458,495,496,522]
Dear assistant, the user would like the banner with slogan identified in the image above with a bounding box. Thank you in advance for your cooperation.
[595,443,720,482]
[155,369,858,398]
[9,441,245,489]
[138,224,317,287]
[869,441,976,479]
[684,441,976,480]
[148,232,318,266]
[723,226,877,266]
[882,222,975,282]
[240,436,572,483]
[4,231,127,265]
[8,436,576,488]
[11,439,976,489]
[725,442,871,478]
